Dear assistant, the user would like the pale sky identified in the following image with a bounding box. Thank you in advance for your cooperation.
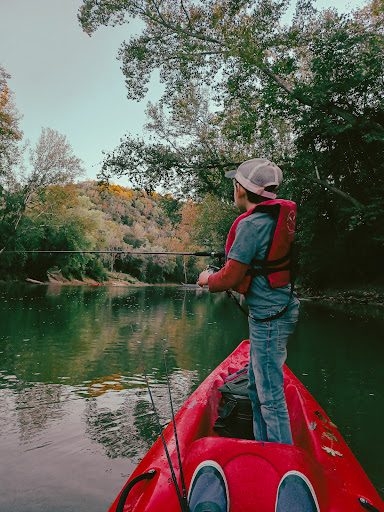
[0,0,365,182]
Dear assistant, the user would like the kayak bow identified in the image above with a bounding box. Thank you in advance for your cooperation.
[109,340,383,512]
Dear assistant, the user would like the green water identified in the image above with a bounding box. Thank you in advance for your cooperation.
[0,283,383,511]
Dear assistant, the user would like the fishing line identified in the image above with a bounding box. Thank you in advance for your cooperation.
[134,333,188,512]
[1,249,225,257]
[160,338,188,509]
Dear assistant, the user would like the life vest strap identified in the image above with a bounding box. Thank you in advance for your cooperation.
[226,282,295,323]
[252,252,290,267]
[249,264,291,277]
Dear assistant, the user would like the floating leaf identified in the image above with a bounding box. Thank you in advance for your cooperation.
[315,410,327,421]
[322,446,343,457]
[315,410,337,428]
[322,431,339,443]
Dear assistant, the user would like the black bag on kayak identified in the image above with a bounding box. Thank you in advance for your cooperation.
[213,365,254,440]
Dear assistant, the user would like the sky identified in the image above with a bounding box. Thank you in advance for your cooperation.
[0,0,365,183]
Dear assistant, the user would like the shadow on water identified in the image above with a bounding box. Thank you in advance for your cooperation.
[0,283,383,510]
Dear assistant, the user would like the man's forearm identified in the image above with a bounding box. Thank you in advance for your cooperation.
[208,259,250,293]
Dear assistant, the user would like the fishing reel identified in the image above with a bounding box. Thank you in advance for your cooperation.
[206,265,221,275]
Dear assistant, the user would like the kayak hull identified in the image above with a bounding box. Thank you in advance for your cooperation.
[109,340,383,512]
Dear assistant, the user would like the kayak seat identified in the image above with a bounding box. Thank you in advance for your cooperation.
[183,437,324,512]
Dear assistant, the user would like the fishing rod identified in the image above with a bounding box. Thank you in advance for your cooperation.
[134,335,189,512]
[1,250,225,257]
[160,338,188,507]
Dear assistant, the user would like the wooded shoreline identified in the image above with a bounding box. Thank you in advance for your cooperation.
[2,1,384,318]
[3,275,383,306]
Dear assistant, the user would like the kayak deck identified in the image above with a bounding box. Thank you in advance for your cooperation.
[109,340,383,512]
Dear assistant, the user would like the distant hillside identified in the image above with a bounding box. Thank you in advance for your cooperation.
[0,181,214,284]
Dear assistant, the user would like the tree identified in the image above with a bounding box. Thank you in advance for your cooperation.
[0,66,23,180]
[2,127,85,235]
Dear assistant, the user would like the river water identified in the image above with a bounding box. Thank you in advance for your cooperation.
[0,283,383,511]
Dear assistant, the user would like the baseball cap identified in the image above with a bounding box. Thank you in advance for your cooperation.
[225,158,283,199]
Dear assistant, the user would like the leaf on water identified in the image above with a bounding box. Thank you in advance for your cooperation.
[315,410,337,428]
[322,446,343,457]
[322,431,339,442]
[315,410,327,421]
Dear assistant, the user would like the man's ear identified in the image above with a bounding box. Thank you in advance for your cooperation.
[237,183,247,197]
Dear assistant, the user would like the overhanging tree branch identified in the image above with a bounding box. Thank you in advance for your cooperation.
[143,3,384,134]
[79,1,384,133]
[138,2,228,47]
[102,151,365,209]
[303,175,364,209]
[197,161,365,208]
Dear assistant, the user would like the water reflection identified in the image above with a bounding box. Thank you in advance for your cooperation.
[1,284,241,389]
[15,383,67,443]
[0,283,383,512]
[84,368,199,461]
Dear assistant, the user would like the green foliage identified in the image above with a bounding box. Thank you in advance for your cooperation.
[0,66,23,179]
[85,258,108,281]
[0,180,210,284]
[193,194,237,250]
[159,195,182,227]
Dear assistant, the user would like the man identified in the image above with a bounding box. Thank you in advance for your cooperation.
[198,158,299,445]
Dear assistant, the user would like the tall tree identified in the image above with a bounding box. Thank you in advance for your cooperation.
[78,0,383,131]
[0,66,23,180]
[1,128,85,239]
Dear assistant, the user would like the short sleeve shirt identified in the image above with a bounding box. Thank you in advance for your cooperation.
[227,211,293,313]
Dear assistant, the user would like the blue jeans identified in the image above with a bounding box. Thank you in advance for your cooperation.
[247,301,299,444]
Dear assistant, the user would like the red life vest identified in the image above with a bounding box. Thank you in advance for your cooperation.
[225,199,296,293]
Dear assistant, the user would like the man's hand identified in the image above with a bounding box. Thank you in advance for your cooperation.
[197,270,211,287]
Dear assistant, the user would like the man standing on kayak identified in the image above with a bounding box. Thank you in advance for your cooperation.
[198,158,299,445]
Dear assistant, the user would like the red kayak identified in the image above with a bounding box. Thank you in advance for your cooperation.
[109,340,383,512]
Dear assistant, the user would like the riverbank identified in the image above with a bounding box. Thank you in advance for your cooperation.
[3,273,384,305]
[297,285,384,305]
[23,269,143,287]
[20,270,190,288]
